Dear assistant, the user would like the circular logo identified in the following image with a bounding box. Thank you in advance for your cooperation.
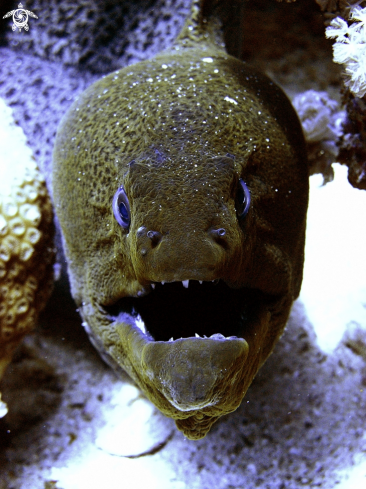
[3,3,38,33]
[13,8,29,31]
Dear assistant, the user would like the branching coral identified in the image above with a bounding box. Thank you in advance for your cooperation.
[326,5,366,98]
[0,99,55,417]
[316,4,366,189]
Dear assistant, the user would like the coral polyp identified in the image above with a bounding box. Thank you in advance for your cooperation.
[0,99,55,416]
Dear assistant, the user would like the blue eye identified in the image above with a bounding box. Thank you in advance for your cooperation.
[236,179,250,219]
[112,186,131,229]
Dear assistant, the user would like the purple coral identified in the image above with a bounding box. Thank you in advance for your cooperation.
[337,89,366,189]
[292,90,346,182]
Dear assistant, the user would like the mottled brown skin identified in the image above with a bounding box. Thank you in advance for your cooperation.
[53,6,308,439]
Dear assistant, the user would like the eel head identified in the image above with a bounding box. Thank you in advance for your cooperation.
[53,47,308,439]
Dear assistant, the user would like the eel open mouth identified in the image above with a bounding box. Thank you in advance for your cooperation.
[104,280,265,342]
[100,280,274,418]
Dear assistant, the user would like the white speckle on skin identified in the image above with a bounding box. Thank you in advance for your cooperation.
[224,96,238,105]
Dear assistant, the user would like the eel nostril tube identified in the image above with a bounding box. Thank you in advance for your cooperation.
[210,228,226,239]
[147,230,162,246]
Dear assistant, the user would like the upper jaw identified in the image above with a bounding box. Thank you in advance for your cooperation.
[150,278,220,289]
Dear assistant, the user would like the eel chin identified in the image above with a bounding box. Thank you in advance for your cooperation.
[102,280,273,440]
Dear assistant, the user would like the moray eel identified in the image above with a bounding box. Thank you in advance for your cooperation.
[53,1,308,439]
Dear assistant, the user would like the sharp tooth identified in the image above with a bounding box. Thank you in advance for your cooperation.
[210,333,225,340]
[169,337,174,342]
[151,283,155,289]
[135,314,146,334]
[182,280,189,288]
[195,333,200,338]
[199,281,202,284]
[161,281,165,285]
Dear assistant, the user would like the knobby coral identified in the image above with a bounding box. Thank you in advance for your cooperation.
[0,98,55,417]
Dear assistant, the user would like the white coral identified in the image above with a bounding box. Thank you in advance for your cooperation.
[326,5,366,97]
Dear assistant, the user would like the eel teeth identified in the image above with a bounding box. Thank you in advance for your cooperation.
[210,333,225,340]
[161,281,165,285]
[182,280,189,288]
[199,280,203,284]
[195,333,201,338]
[169,337,174,342]
[135,314,146,334]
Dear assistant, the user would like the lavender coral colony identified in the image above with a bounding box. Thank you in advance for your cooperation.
[0,99,54,417]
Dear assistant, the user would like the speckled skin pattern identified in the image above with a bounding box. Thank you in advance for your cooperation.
[53,2,308,439]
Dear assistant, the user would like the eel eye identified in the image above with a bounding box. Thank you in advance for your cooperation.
[112,186,131,229]
[236,179,251,219]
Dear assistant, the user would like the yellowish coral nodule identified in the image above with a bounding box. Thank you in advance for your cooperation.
[0,98,55,417]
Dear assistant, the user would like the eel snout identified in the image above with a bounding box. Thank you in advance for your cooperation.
[131,221,239,286]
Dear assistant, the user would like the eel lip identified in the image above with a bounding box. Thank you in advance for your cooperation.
[115,317,249,412]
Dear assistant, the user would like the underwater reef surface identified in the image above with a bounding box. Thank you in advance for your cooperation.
[0,0,365,488]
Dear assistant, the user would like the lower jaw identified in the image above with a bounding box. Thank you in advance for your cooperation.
[115,318,250,411]
[97,281,276,439]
